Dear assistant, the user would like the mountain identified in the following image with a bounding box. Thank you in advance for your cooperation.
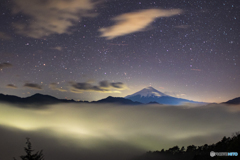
[25,93,60,103]
[94,96,142,105]
[0,90,205,106]
[0,93,77,105]
[127,87,167,98]
[0,93,141,106]
[223,97,240,105]
[147,101,159,104]
[125,87,200,105]
[0,93,22,103]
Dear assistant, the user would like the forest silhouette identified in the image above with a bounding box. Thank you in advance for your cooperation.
[14,132,240,160]
[133,132,240,160]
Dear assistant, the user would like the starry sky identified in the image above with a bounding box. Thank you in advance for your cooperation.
[0,0,239,103]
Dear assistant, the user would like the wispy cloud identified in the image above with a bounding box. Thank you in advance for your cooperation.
[0,32,11,40]
[12,0,100,38]
[0,62,13,69]
[23,83,42,90]
[70,80,128,93]
[174,25,190,29]
[49,83,67,92]
[191,69,202,72]
[6,84,17,89]
[50,46,63,51]
[99,80,127,90]
[164,91,186,98]
[99,9,183,39]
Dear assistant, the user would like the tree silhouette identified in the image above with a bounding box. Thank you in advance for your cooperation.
[168,145,180,154]
[186,145,196,152]
[13,138,44,160]
[180,146,185,153]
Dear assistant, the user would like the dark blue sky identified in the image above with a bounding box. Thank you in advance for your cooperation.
[0,0,239,102]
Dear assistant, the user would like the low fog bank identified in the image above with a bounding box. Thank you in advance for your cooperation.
[0,102,240,160]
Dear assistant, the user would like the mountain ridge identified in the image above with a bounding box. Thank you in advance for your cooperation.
[0,93,140,105]
[0,89,238,106]
[0,93,77,105]
[223,97,240,105]
[92,96,142,105]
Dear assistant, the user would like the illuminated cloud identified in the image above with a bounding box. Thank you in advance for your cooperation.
[0,31,11,40]
[0,62,13,69]
[6,84,17,89]
[164,91,186,98]
[70,80,127,93]
[49,83,67,92]
[12,0,100,38]
[191,69,202,72]
[99,80,110,88]
[70,82,110,93]
[0,103,240,160]
[51,46,63,51]
[99,9,183,39]
[99,80,127,90]
[23,83,42,90]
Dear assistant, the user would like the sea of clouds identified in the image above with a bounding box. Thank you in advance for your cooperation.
[0,102,240,160]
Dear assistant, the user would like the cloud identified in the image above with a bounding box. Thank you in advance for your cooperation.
[70,82,110,93]
[99,9,183,39]
[51,46,63,51]
[12,0,100,38]
[99,80,126,89]
[23,83,42,90]
[49,83,67,92]
[6,84,17,89]
[70,80,128,93]
[164,91,186,98]
[110,82,127,90]
[174,25,190,29]
[191,69,202,72]
[0,103,239,160]
[0,62,13,69]
[0,32,11,40]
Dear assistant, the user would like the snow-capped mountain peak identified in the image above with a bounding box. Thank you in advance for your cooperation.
[125,86,201,105]
[126,86,167,98]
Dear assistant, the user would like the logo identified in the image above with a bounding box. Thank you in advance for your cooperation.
[210,151,238,157]
[228,152,238,156]
[210,151,215,157]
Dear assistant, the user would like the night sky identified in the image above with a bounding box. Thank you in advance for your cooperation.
[0,0,239,103]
